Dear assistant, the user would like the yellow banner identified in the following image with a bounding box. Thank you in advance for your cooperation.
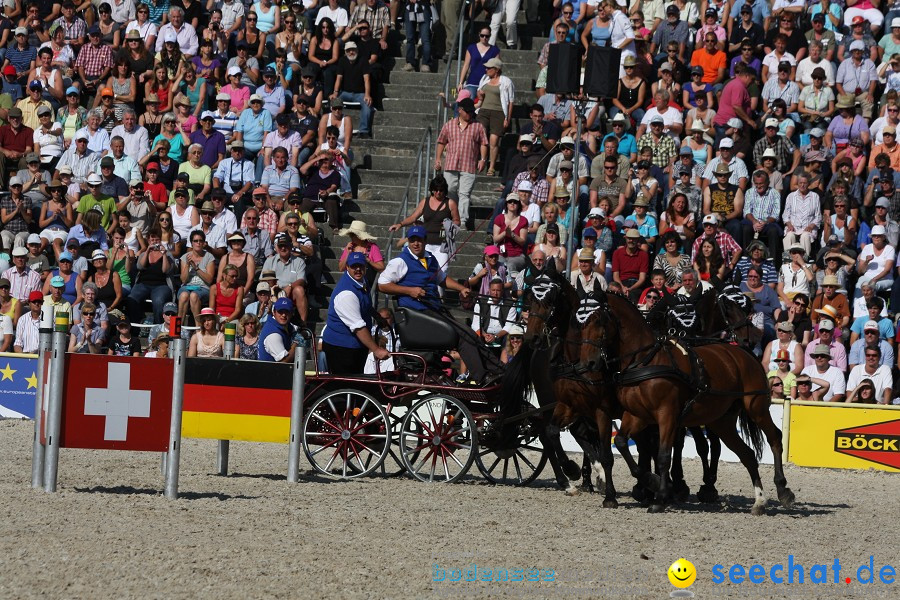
[787,402,900,472]
[182,412,291,444]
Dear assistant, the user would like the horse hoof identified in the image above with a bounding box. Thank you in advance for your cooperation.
[565,486,581,497]
[751,504,766,516]
[697,485,719,503]
[672,480,690,502]
[563,460,581,480]
[778,488,796,509]
[602,498,618,509]
[639,472,661,494]
[647,503,666,514]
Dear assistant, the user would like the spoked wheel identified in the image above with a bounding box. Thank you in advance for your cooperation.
[475,426,548,486]
[302,389,390,479]
[362,408,418,477]
[399,394,477,483]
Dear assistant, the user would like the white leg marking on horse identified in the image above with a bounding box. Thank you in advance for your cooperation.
[592,461,604,489]
[753,485,765,509]
[566,483,581,496]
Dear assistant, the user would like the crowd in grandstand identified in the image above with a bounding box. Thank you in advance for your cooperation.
[1,0,899,402]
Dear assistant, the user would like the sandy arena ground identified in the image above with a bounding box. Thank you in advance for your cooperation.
[1,418,898,600]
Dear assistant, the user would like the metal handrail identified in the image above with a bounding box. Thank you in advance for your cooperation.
[376,125,433,307]
[435,0,469,148]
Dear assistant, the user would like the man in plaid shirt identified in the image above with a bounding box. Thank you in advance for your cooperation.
[638,115,677,171]
[74,27,115,97]
[434,97,487,228]
[692,213,742,272]
[742,169,783,258]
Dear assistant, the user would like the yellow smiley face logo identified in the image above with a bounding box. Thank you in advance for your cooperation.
[668,559,697,588]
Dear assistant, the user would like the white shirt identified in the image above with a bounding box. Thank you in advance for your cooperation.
[74,127,110,155]
[762,51,797,83]
[315,6,349,28]
[471,299,517,336]
[14,314,40,353]
[110,124,150,162]
[109,0,136,24]
[796,58,835,88]
[332,276,368,332]
[858,243,896,278]
[0,313,13,337]
[212,208,239,235]
[801,364,847,401]
[847,364,893,401]
[263,324,296,361]
[869,117,900,146]
[155,22,199,56]
[125,19,158,41]
[378,248,448,287]
[852,294,888,319]
[641,107,683,142]
[190,222,227,250]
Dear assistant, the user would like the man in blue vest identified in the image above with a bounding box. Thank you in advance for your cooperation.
[378,225,501,383]
[322,251,389,374]
[258,297,302,362]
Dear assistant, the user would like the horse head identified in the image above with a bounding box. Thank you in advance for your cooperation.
[572,291,616,376]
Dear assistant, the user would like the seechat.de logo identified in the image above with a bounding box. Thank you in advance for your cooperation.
[834,418,900,470]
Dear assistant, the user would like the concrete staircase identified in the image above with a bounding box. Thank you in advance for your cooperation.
[312,17,548,328]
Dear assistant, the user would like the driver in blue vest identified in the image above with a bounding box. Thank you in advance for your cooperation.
[322,251,390,374]
[258,297,303,362]
[378,225,502,383]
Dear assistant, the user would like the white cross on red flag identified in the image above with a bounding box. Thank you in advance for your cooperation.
[59,355,173,451]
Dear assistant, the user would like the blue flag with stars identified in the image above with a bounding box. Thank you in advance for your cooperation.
[0,355,38,419]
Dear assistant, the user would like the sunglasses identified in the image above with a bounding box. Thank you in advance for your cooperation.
[866,353,880,358]
[772,382,783,387]
[82,311,96,316]
[479,34,489,38]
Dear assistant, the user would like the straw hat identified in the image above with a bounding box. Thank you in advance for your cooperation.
[836,94,856,109]
[338,220,376,241]
[578,248,596,262]
[815,304,838,321]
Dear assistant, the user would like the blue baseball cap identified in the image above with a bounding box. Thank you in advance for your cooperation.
[58,251,73,262]
[346,251,366,267]
[50,275,65,288]
[407,225,426,240]
[274,297,294,312]
[66,86,79,96]
[582,227,598,238]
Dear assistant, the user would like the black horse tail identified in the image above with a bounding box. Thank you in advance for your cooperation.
[738,405,765,461]
[498,344,534,439]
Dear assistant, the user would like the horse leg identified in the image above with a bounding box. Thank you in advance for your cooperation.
[631,428,658,503]
[539,428,577,494]
[614,413,661,496]
[570,418,599,493]
[670,427,690,502]
[698,428,722,502]
[595,410,618,508]
[709,415,767,516]
[648,417,678,513]
[690,426,716,503]
[546,405,582,495]
[747,398,795,509]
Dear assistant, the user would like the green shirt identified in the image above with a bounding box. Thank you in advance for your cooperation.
[78,194,118,229]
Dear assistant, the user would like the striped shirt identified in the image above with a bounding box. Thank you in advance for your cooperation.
[437,118,488,174]
[782,191,822,232]
[2,266,42,302]
[743,187,781,222]
[201,109,239,140]
[14,314,41,353]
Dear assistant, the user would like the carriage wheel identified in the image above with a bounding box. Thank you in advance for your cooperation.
[352,408,418,477]
[302,389,390,479]
[475,429,548,486]
[399,394,477,483]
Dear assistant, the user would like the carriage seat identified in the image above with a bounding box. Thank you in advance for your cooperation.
[394,308,459,351]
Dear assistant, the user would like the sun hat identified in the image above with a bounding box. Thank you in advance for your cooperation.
[484,245,501,256]
[227,231,246,244]
[633,195,650,207]
[624,229,642,239]
[864,320,880,331]
[774,348,791,361]
[338,220,376,241]
[821,275,840,287]
[836,94,856,109]
[815,304,838,321]
[199,307,216,318]
[484,57,503,69]
[578,248,595,262]
[776,322,794,333]
[91,249,107,261]
[871,224,887,236]
[788,243,805,255]
[812,343,832,358]
[507,324,525,336]
[27,233,41,245]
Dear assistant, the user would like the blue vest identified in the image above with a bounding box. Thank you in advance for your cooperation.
[323,271,372,349]
[257,316,293,361]
[397,248,441,310]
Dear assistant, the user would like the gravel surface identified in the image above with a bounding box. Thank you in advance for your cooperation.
[1,418,898,600]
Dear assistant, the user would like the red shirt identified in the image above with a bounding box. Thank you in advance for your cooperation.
[144,181,168,207]
[713,78,750,127]
[493,214,528,257]
[0,124,34,153]
[612,247,650,281]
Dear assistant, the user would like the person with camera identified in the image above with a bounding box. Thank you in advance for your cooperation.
[189,200,228,259]
[213,141,256,217]
[262,233,309,323]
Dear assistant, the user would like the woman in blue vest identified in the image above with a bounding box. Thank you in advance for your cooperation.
[322,252,390,374]
[257,297,301,362]
[378,226,501,383]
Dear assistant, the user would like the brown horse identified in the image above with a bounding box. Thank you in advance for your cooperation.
[500,271,646,507]
[577,290,795,514]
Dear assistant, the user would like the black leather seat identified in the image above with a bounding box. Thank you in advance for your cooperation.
[394,307,459,351]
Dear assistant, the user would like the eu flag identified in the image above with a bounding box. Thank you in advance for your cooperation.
[0,355,39,419]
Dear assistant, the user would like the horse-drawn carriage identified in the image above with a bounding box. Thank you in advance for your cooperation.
[298,308,549,485]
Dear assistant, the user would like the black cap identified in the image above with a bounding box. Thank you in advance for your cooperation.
[458,98,476,113]
[176,172,191,181]
[666,4,679,14]
[174,189,188,197]
[276,113,292,126]
[262,66,276,76]
[705,7,717,16]
[812,12,825,21]
[740,3,752,12]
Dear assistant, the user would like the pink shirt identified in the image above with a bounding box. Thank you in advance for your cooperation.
[339,242,383,265]
[222,84,251,114]
[714,78,750,126]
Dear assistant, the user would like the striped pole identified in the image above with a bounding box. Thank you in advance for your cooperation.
[217,322,238,476]
[43,312,70,493]
[31,304,54,488]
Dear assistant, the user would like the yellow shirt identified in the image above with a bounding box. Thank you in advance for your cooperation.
[16,97,52,131]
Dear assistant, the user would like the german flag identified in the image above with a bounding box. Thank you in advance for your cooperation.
[182,359,295,443]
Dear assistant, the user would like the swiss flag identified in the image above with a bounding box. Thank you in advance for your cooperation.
[60,355,173,451]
